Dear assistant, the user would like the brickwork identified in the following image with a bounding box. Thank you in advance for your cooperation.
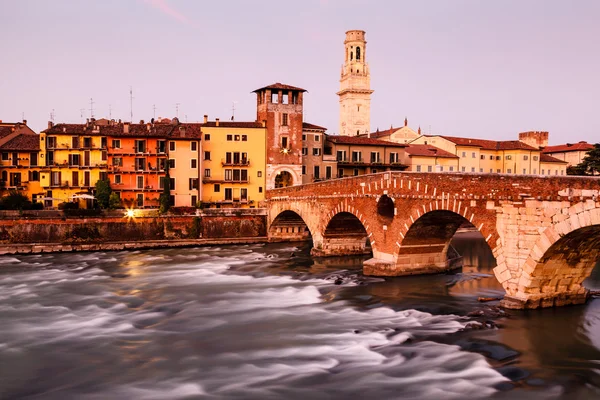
[267,171,600,308]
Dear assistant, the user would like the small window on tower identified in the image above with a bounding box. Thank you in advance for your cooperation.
[357,105,360,112]
[356,46,361,60]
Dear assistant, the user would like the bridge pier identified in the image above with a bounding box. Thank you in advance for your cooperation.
[311,234,371,257]
[501,290,590,309]
[269,224,311,242]
[363,242,462,276]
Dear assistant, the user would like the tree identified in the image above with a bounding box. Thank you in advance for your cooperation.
[0,190,32,210]
[108,192,121,209]
[95,179,112,209]
[571,143,600,176]
[159,167,171,214]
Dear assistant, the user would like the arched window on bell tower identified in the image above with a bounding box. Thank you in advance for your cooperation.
[356,46,361,61]
[350,49,353,60]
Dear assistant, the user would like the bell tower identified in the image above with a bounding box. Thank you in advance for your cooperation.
[337,30,373,136]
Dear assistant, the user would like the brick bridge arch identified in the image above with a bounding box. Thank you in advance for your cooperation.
[267,172,600,308]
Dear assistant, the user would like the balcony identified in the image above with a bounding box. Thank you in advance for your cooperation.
[202,177,250,184]
[221,158,250,166]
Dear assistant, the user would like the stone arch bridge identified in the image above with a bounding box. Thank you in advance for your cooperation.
[266,172,600,309]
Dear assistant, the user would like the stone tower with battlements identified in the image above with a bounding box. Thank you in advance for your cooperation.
[337,30,373,136]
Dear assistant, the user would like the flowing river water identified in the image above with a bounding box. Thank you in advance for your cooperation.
[0,232,599,399]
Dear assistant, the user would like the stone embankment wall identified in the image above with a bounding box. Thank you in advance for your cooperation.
[0,209,267,254]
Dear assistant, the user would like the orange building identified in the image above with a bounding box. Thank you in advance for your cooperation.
[104,119,201,208]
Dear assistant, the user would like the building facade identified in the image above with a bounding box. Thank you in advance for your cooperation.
[0,121,41,201]
[337,30,373,136]
[40,120,108,208]
[254,83,305,190]
[301,122,328,183]
[200,118,266,208]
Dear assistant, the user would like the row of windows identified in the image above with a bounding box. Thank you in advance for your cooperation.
[413,165,565,175]
[302,148,321,156]
[302,134,321,142]
[113,175,199,191]
[1,152,39,166]
[108,139,198,152]
[461,152,541,162]
[212,185,262,199]
[335,150,400,163]
[112,157,197,170]
[0,170,40,186]
[226,134,248,142]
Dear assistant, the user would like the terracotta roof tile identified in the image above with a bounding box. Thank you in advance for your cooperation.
[543,142,594,153]
[0,126,14,139]
[0,134,40,151]
[43,122,202,139]
[303,122,327,131]
[540,153,568,164]
[201,121,264,129]
[440,136,538,151]
[252,82,307,93]
[326,135,408,147]
[405,144,458,159]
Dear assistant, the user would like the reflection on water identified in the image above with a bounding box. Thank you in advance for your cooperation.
[0,232,598,400]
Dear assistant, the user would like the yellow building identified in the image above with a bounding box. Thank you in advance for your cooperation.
[200,117,266,208]
[40,120,109,208]
[409,135,549,175]
[542,142,594,168]
[540,154,568,176]
[0,121,42,202]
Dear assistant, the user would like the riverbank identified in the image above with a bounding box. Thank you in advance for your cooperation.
[0,208,268,254]
[0,236,268,255]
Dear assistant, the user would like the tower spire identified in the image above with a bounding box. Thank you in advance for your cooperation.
[337,30,373,136]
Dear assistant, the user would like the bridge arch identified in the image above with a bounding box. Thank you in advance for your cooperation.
[503,206,600,309]
[393,209,491,275]
[312,205,375,258]
[269,210,312,242]
[268,202,319,244]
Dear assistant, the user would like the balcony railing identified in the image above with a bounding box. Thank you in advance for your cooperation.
[221,158,250,166]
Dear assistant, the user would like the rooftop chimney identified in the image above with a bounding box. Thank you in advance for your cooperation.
[123,122,130,134]
[22,119,27,125]
[215,118,220,127]
[262,120,266,128]
[203,115,208,123]
[47,121,53,129]
[140,119,144,124]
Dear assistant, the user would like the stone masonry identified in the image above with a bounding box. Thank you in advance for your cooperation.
[266,172,600,309]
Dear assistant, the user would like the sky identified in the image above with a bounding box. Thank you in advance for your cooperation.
[1,0,599,144]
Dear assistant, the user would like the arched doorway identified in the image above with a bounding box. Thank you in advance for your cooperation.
[274,171,293,188]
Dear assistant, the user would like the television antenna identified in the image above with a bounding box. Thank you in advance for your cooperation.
[50,109,55,123]
[89,97,95,118]
[109,104,112,119]
[129,86,134,122]
[176,103,180,118]
[153,104,157,119]
[231,100,238,121]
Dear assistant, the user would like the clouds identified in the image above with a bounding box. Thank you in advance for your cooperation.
[144,0,190,25]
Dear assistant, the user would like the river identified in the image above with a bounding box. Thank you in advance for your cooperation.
[0,232,599,399]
